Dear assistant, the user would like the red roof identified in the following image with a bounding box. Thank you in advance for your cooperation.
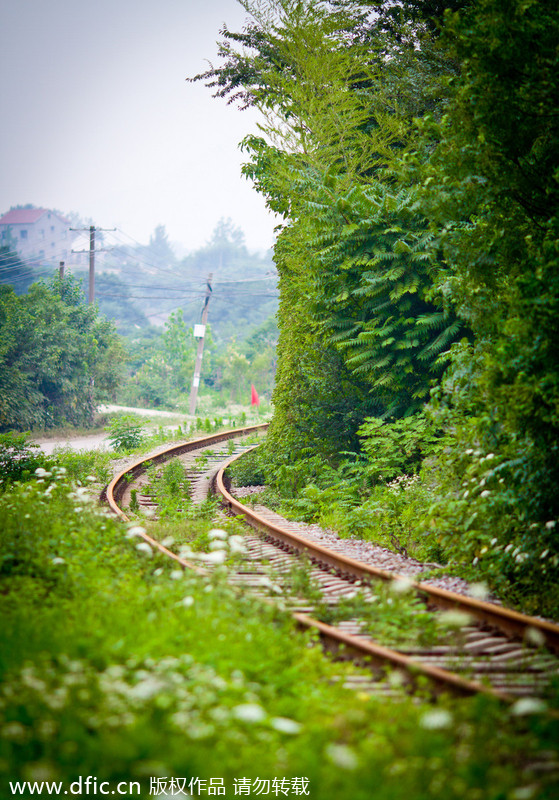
[0,208,68,225]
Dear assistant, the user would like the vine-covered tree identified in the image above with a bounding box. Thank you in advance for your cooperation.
[196,0,464,456]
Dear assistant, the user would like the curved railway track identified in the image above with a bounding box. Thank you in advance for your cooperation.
[106,425,559,705]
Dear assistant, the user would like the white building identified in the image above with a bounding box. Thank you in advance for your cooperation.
[0,207,77,265]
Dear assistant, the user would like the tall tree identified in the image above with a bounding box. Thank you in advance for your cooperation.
[197,0,463,455]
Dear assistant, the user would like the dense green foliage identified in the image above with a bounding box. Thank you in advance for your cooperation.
[0,276,124,431]
[199,0,559,614]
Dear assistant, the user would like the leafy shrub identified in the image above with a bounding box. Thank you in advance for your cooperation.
[106,415,145,451]
[415,442,559,613]
[0,432,51,490]
[51,446,112,485]
[358,414,443,483]
[228,448,267,487]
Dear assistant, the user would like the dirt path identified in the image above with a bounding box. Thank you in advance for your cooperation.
[33,405,184,455]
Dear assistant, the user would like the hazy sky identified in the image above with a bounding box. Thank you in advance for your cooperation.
[0,0,277,253]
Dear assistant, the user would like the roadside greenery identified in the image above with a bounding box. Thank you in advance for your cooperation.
[106,414,146,451]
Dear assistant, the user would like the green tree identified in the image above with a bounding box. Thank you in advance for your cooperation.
[417,0,559,517]
[0,276,124,430]
[200,0,462,455]
[120,309,197,409]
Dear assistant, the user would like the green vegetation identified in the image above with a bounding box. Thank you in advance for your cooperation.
[1,0,559,792]
[203,0,559,617]
[0,276,123,431]
[106,415,146,451]
[1,452,558,797]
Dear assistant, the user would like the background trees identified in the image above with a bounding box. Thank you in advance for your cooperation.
[0,277,123,430]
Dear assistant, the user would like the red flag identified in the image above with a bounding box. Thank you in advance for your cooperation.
[251,384,260,406]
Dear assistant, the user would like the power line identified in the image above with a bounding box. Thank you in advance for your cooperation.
[70,225,115,303]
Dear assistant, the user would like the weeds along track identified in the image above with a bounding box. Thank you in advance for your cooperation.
[106,429,559,704]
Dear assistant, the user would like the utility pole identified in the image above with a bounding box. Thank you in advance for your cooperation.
[59,261,65,279]
[189,274,213,416]
[70,225,115,304]
[88,226,95,304]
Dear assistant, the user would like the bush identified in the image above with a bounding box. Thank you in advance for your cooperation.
[0,433,51,490]
[106,415,145,451]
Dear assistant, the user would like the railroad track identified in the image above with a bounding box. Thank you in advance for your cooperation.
[106,425,559,705]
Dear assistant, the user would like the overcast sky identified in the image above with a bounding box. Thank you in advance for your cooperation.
[0,0,278,253]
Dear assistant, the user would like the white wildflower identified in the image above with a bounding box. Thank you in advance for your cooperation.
[129,677,165,701]
[524,627,546,647]
[169,570,184,580]
[136,542,153,557]
[270,717,301,735]
[126,526,147,538]
[439,610,472,628]
[468,582,490,600]
[511,786,539,800]
[391,577,414,594]
[480,490,490,498]
[420,709,453,730]
[325,744,358,770]
[1,722,27,741]
[51,557,65,565]
[545,521,556,530]
[540,550,549,559]
[208,528,228,540]
[86,475,96,482]
[228,535,244,548]
[209,540,228,551]
[233,703,266,723]
[510,698,547,716]
[181,596,194,608]
[199,550,227,565]
[35,468,51,478]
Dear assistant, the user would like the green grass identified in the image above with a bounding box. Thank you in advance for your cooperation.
[0,467,558,798]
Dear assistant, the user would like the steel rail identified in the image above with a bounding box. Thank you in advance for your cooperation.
[105,424,269,520]
[104,424,268,572]
[104,433,510,699]
[104,432,559,703]
[215,450,559,656]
